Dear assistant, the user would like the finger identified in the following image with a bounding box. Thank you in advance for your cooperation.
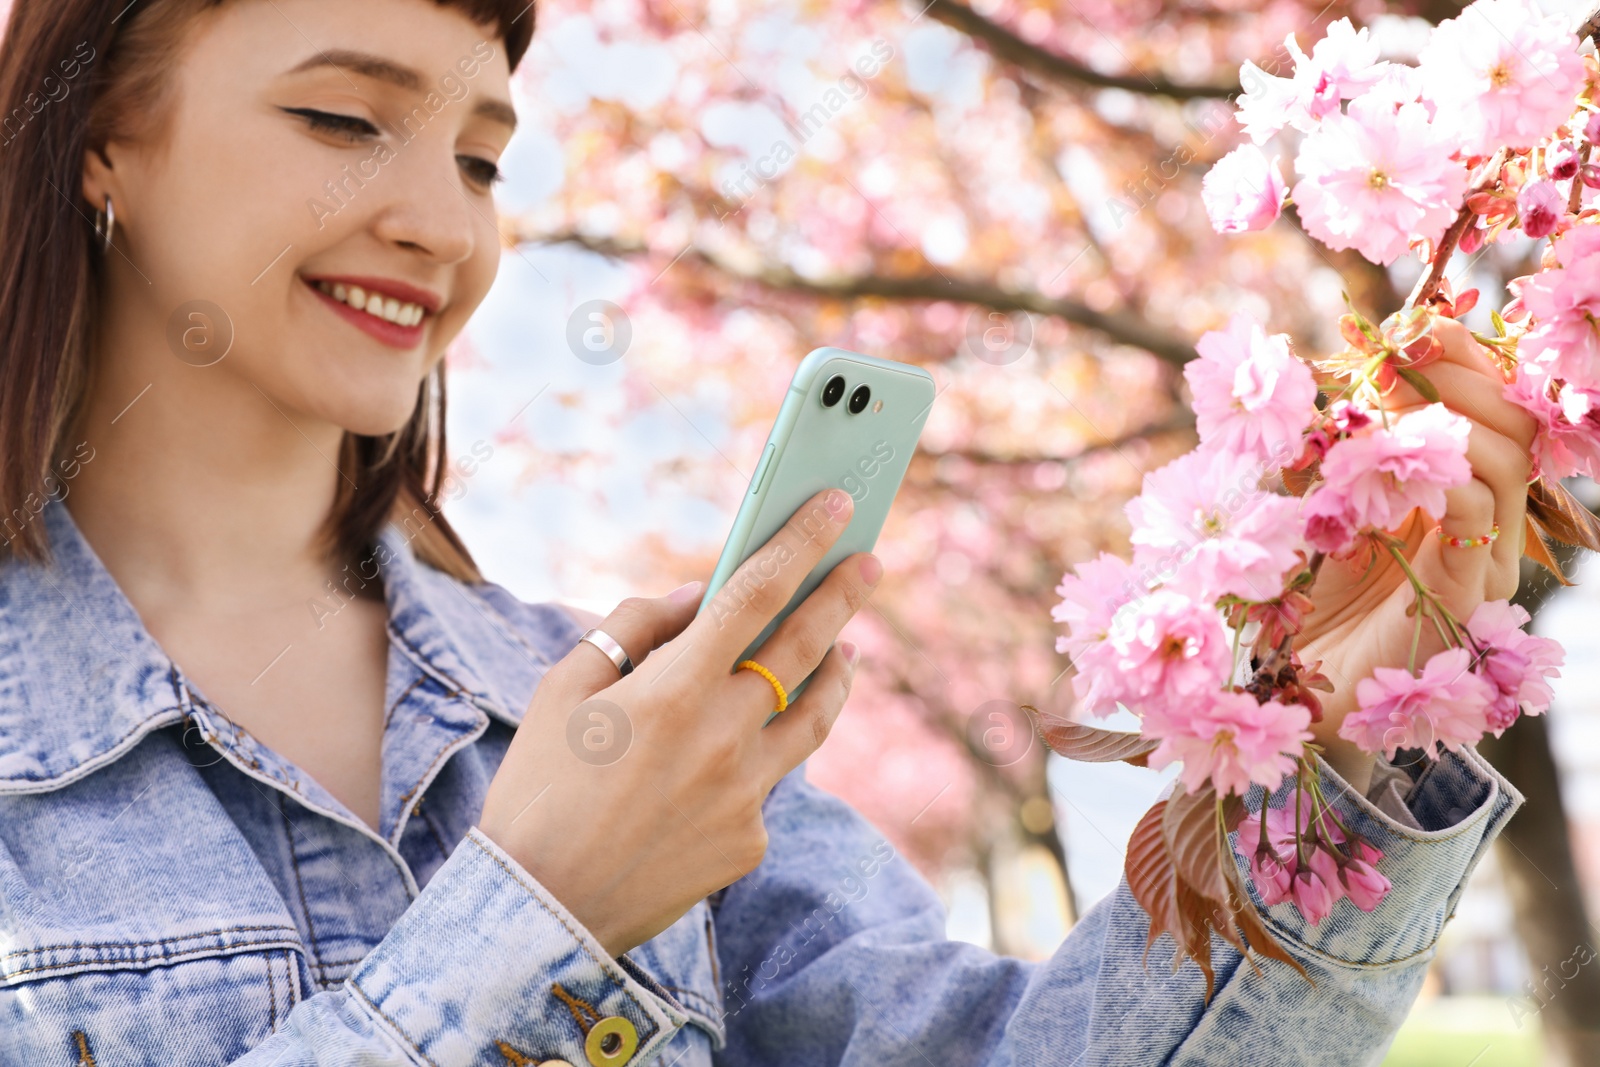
[1384,360,1538,450]
[1411,427,1530,606]
[693,488,855,665]
[557,582,705,698]
[759,640,857,785]
[727,552,878,721]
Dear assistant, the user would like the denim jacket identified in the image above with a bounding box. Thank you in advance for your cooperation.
[0,501,1522,1066]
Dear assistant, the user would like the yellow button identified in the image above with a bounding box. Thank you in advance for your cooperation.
[536,1061,576,1067]
[584,1015,639,1067]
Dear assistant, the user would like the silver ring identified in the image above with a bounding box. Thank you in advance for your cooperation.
[579,627,633,677]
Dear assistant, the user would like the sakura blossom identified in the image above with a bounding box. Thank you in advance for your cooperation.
[1339,841,1391,913]
[1077,589,1233,723]
[1234,18,1389,144]
[1144,690,1311,798]
[1125,448,1305,603]
[1309,403,1472,534]
[1343,648,1497,759]
[1052,553,1144,658]
[1045,4,1589,947]
[1201,145,1286,235]
[1291,94,1468,265]
[1184,311,1317,464]
[1418,0,1587,155]
[1516,237,1600,387]
[1503,363,1600,480]
[1517,180,1563,240]
[1465,600,1565,730]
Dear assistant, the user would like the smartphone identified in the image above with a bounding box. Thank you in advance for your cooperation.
[697,347,937,713]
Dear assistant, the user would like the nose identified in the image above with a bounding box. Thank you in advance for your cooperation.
[369,150,481,266]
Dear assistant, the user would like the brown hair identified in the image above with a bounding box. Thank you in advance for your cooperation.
[0,0,535,581]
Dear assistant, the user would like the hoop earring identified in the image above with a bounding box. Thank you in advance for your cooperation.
[92,194,115,253]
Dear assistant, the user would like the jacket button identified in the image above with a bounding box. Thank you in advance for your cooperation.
[584,1015,639,1066]
[537,1061,577,1067]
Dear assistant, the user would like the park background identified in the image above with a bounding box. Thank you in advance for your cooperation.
[443,0,1600,1062]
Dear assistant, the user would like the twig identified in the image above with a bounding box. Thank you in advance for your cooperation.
[1407,148,1509,309]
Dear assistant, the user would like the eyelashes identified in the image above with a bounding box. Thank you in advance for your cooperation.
[278,106,504,188]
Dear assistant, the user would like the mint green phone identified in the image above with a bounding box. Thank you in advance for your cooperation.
[697,347,937,712]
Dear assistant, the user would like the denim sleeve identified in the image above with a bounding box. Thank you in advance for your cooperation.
[234,828,691,1066]
[711,744,1521,1066]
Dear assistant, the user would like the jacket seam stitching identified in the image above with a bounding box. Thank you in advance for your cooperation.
[346,980,439,1067]
[280,796,329,984]
[4,939,304,980]
[1,925,301,962]
[463,834,663,1032]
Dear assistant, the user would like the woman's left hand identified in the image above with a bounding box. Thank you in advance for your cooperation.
[1294,318,1538,793]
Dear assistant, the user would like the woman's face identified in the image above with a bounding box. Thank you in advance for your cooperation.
[83,0,515,436]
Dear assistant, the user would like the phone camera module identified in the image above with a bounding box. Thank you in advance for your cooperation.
[822,374,847,407]
[847,384,871,414]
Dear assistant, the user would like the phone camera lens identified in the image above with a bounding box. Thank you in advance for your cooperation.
[848,384,871,414]
[822,374,847,407]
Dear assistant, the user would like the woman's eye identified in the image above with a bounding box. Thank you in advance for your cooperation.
[280,106,380,143]
[458,155,504,189]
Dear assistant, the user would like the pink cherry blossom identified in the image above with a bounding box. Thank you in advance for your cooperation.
[1125,448,1305,603]
[1291,94,1469,265]
[1314,403,1472,533]
[1518,246,1600,387]
[1548,141,1582,182]
[1202,145,1287,234]
[1503,363,1600,480]
[1340,841,1391,912]
[1465,600,1565,730]
[1299,487,1361,555]
[1518,180,1564,239]
[1234,799,1301,906]
[1293,846,1345,926]
[1052,553,1144,658]
[1342,647,1496,759]
[1235,19,1389,144]
[1074,589,1232,723]
[1419,0,1586,155]
[1185,311,1317,464]
[1145,690,1311,798]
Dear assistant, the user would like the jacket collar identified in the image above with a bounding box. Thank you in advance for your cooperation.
[0,500,555,796]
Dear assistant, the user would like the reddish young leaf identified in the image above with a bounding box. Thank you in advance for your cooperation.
[1126,800,1182,966]
[1030,710,1160,766]
[1523,514,1573,585]
[1527,475,1600,552]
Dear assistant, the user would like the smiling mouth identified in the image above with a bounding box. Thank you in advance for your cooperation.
[311,278,428,327]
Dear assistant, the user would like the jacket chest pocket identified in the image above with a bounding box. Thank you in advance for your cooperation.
[1,927,306,1067]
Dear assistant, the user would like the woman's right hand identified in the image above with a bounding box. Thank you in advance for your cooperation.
[478,487,879,957]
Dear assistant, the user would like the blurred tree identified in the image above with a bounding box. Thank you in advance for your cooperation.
[493,0,1591,998]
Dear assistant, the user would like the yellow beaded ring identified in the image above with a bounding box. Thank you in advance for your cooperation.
[1437,522,1499,549]
[736,659,788,713]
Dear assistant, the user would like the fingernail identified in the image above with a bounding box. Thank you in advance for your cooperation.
[858,554,883,585]
[825,488,853,520]
[668,579,703,604]
[839,639,860,666]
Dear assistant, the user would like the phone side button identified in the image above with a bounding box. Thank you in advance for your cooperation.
[751,443,776,496]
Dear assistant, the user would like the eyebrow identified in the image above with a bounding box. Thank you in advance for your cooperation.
[287,49,518,130]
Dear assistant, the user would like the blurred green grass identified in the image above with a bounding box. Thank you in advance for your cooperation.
[1382,997,1541,1067]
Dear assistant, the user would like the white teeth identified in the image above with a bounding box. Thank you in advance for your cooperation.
[313,279,425,328]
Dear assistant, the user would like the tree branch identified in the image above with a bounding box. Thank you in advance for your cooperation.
[924,0,1237,101]
[524,229,1200,368]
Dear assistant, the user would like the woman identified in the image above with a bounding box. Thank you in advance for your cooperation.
[0,1,1535,1064]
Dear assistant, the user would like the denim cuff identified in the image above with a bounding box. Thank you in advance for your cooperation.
[1232,744,1523,968]
[347,827,688,1065]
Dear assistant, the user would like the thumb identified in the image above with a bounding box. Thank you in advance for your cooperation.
[557,580,704,698]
